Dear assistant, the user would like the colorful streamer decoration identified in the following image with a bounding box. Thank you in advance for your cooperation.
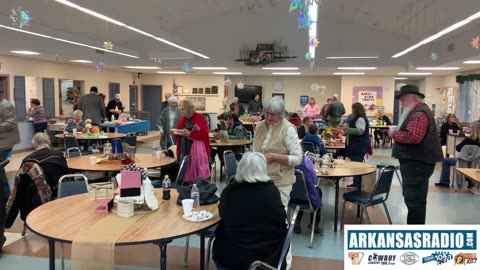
[289,0,304,12]
[309,37,319,47]
[103,41,114,50]
[183,62,191,72]
[305,52,312,60]
[9,7,31,28]
[96,61,105,71]
[472,36,480,49]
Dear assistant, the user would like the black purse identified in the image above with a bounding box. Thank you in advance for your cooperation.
[176,178,219,206]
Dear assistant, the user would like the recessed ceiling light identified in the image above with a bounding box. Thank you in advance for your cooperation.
[333,72,366,75]
[337,67,377,70]
[10,50,40,55]
[157,71,186,74]
[326,56,379,59]
[392,10,480,58]
[55,0,209,59]
[395,77,408,80]
[262,67,299,70]
[271,72,302,75]
[213,72,242,75]
[124,66,161,69]
[416,67,460,70]
[192,67,228,70]
[463,60,480,64]
[69,60,92,63]
[1,24,138,58]
[397,72,432,76]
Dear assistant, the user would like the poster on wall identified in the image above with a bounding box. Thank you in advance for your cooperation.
[352,86,384,116]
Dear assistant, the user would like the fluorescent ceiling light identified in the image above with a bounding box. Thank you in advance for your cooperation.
[337,67,377,70]
[70,60,92,63]
[271,72,302,75]
[55,0,209,59]
[213,72,242,75]
[157,71,186,74]
[192,67,228,70]
[395,77,408,80]
[326,56,379,59]
[0,24,138,58]
[393,10,480,58]
[124,66,161,69]
[10,50,40,55]
[262,67,299,70]
[463,60,480,64]
[333,72,366,75]
[416,67,460,70]
[397,72,432,76]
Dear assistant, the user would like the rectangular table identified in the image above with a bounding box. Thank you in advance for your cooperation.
[456,168,480,195]
[101,120,151,134]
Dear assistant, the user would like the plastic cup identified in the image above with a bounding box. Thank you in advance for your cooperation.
[341,136,346,143]
[182,199,194,215]
[89,156,97,166]
[448,129,453,134]
[155,150,163,159]
[72,128,77,134]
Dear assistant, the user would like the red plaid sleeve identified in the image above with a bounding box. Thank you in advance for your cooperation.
[393,111,428,144]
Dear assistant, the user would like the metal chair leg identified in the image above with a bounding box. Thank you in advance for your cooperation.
[183,236,190,267]
[395,169,402,186]
[340,200,347,230]
[206,237,214,270]
[309,210,317,248]
[363,206,371,224]
[21,224,27,236]
[382,202,392,224]
[61,242,65,270]
[359,206,364,223]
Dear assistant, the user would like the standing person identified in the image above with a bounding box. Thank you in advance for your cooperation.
[439,113,461,146]
[0,96,20,250]
[338,102,370,189]
[248,94,263,116]
[390,85,443,224]
[27,98,48,133]
[326,94,346,128]
[77,86,106,125]
[230,97,245,116]
[319,98,332,120]
[98,93,107,117]
[106,94,124,121]
[253,97,302,270]
[302,98,320,119]
[157,96,181,149]
[161,92,172,113]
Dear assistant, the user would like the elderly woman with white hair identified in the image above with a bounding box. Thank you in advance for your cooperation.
[157,96,181,149]
[65,110,85,133]
[213,152,288,270]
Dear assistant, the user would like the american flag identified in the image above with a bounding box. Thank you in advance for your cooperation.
[173,79,178,96]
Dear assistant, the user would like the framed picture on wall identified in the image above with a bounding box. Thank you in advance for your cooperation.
[177,86,183,94]
[198,88,204,94]
[300,95,309,105]
[272,93,284,100]
[205,87,211,94]
[192,88,198,94]
[212,86,218,94]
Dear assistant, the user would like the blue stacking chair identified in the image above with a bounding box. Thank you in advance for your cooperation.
[341,166,395,228]
[301,141,318,155]
[223,150,238,184]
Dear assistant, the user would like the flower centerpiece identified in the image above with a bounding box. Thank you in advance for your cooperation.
[85,119,93,133]
[323,127,334,141]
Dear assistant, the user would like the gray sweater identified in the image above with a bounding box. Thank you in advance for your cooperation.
[77,93,106,125]
[0,99,20,150]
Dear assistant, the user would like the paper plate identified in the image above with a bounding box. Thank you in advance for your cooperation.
[183,211,214,222]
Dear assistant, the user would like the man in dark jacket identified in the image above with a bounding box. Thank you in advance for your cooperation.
[230,97,245,116]
[106,94,124,121]
[326,94,345,127]
[390,85,443,224]
[77,86,106,125]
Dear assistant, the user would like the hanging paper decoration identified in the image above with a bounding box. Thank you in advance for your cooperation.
[103,41,114,50]
[297,9,315,30]
[289,0,319,66]
[289,0,304,12]
[96,61,105,71]
[309,37,319,47]
[9,7,31,28]
[183,62,191,72]
[430,52,439,61]
[153,57,162,64]
[471,36,480,49]
[305,52,311,60]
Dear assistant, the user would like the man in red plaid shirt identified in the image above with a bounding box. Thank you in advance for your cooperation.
[390,85,443,224]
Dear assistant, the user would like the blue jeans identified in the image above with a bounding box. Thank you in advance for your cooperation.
[439,158,457,184]
[0,148,12,204]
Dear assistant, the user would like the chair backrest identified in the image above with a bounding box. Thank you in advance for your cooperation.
[124,133,137,147]
[64,135,79,151]
[175,155,190,187]
[66,147,82,158]
[203,113,211,128]
[301,141,317,155]
[0,159,10,170]
[290,170,314,210]
[223,150,237,183]
[246,131,253,140]
[369,166,395,202]
[57,174,89,198]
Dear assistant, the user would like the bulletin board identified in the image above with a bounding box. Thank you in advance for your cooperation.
[353,86,384,116]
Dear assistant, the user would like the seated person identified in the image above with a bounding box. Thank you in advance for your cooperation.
[293,156,322,233]
[435,124,480,188]
[65,110,85,133]
[213,152,287,270]
[288,113,303,127]
[298,116,312,139]
[23,133,70,197]
[373,111,392,145]
[226,114,247,139]
[439,113,461,146]
[302,125,327,156]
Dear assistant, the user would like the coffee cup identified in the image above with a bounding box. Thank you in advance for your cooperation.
[89,156,97,166]
[72,128,77,134]
[155,150,163,159]
[182,199,194,215]
[448,129,453,134]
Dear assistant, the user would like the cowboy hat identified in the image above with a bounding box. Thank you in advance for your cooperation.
[396,85,425,99]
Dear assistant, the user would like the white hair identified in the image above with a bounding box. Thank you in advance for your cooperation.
[32,133,51,150]
[236,152,270,183]
[265,97,285,116]
[167,96,178,104]
[73,110,83,117]
[332,94,338,101]
[115,94,121,99]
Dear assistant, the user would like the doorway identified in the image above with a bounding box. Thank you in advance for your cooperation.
[109,82,120,100]
[393,90,400,125]
[0,75,9,100]
[129,85,138,113]
[142,85,162,130]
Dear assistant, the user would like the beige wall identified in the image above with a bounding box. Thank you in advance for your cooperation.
[228,76,341,113]
[340,76,395,116]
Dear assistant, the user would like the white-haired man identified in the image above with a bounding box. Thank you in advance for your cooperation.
[106,93,124,121]
[157,96,180,149]
[389,85,443,224]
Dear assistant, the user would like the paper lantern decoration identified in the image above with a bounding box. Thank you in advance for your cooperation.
[103,41,114,50]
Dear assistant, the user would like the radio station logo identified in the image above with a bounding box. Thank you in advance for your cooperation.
[400,252,419,265]
[422,251,453,265]
[348,252,364,265]
[367,253,396,265]
[453,253,477,265]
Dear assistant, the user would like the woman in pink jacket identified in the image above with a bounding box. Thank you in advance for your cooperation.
[302,98,320,119]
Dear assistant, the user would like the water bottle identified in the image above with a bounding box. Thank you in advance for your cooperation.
[191,184,200,211]
[114,127,118,134]
[162,175,171,200]
[111,114,115,123]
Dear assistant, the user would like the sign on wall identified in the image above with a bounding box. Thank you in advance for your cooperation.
[353,86,384,116]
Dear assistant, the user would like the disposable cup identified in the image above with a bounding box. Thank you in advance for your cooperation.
[155,150,163,159]
[72,128,77,134]
[341,136,346,143]
[182,199,194,215]
[388,125,397,132]
[448,129,453,134]
[89,156,97,166]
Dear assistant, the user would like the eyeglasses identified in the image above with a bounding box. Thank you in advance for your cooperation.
[265,111,280,117]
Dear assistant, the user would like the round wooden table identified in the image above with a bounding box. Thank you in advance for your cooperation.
[209,139,252,147]
[316,159,376,231]
[55,132,126,140]
[26,190,219,270]
[67,154,175,171]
